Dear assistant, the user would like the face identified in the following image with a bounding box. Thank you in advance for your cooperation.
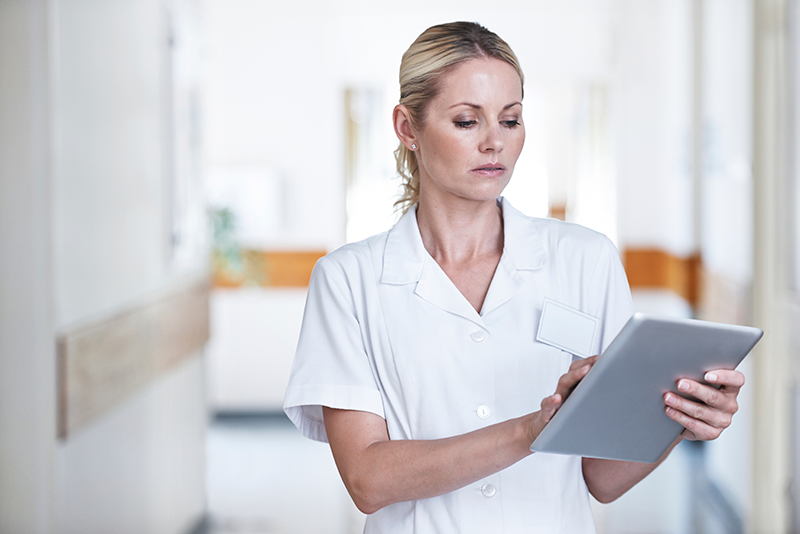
[411,58,525,206]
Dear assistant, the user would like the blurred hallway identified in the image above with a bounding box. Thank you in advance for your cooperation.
[201,414,364,534]
[2,0,799,533]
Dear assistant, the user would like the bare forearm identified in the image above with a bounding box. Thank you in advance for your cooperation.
[324,408,535,514]
[325,360,595,514]
[582,435,683,503]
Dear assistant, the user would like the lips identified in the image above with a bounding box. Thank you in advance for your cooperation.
[471,163,507,177]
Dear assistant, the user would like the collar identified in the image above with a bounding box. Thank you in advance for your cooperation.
[380,197,550,326]
[498,197,549,271]
[380,203,427,285]
[381,197,549,285]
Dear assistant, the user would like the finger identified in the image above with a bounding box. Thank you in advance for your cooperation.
[568,355,598,371]
[703,369,745,391]
[664,392,734,429]
[563,356,597,385]
[555,362,593,399]
[675,378,739,413]
[680,428,699,441]
[664,405,725,441]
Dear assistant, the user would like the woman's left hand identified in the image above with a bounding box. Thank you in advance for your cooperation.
[663,369,745,441]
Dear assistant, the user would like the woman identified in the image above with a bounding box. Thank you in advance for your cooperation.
[284,22,744,533]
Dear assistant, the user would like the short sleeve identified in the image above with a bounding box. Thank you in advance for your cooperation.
[283,256,384,443]
[588,236,636,352]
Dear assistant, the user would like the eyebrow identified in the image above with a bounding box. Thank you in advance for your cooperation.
[449,101,522,110]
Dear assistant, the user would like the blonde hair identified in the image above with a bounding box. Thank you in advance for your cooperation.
[394,22,524,214]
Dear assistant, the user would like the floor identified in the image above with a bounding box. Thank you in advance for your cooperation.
[204,413,365,534]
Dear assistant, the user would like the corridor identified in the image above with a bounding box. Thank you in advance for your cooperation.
[2,0,799,533]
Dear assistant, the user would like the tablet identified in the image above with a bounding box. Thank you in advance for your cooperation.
[530,313,763,463]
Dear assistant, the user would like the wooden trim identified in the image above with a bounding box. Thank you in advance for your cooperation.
[548,204,567,221]
[57,277,210,439]
[212,249,326,288]
[622,248,702,306]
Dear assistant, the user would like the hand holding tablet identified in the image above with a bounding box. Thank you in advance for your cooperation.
[663,367,746,442]
[530,313,763,463]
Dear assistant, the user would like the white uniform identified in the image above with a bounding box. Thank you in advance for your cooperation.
[284,198,635,533]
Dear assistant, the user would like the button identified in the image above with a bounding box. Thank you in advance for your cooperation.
[476,405,491,419]
[470,330,486,342]
[481,483,497,497]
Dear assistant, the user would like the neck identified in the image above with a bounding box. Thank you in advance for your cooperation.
[416,197,504,265]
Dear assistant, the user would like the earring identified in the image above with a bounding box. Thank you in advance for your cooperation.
[411,144,417,150]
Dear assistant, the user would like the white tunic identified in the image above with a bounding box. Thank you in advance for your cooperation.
[284,198,635,533]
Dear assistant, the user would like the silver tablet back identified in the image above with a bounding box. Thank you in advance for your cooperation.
[530,313,763,463]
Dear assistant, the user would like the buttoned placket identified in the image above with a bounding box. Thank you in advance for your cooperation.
[376,198,553,525]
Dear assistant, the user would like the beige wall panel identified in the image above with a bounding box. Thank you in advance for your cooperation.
[58,278,210,439]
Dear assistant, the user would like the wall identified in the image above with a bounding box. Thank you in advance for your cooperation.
[0,0,207,532]
[55,360,205,534]
[614,0,695,259]
[751,0,796,529]
[700,0,755,522]
[52,1,207,532]
[0,1,56,531]
[206,289,305,411]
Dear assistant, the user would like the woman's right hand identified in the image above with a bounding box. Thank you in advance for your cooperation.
[526,356,598,443]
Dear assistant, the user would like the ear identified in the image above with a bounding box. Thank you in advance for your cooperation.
[393,104,418,150]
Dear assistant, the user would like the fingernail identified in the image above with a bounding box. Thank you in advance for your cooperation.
[665,393,675,404]
[666,407,675,416]
[678,380,689,391]
[705,372,718,382]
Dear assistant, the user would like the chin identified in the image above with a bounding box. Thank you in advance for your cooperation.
[469,184,509,202]
[457,191,505,203]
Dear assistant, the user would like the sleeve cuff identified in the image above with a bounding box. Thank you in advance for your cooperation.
[283,384,385,443]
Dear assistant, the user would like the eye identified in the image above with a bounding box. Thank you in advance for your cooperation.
[454,120,477,129]
[502,120,521,128]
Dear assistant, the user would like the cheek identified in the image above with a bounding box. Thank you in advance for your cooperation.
[424,134,470,170]
[507,132,525,163]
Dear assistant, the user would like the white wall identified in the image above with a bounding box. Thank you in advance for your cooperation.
[56,358,205,534]
[53,0,171,326]
[701,0,754,284]
[700,0,754,521]
[0,1,56,531]
[206,289,306,411]
[1,0,207,532]
[613,0,695,257]
[52,1,207,532]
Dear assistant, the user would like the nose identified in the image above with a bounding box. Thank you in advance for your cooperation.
[480,124,504,153]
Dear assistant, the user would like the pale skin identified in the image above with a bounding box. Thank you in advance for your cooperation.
[323,57,746,515]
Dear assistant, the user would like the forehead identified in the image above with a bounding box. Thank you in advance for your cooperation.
[434,58,523,106]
